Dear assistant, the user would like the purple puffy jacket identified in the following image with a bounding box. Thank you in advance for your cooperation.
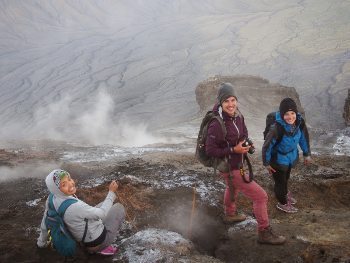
[205,104,248,170]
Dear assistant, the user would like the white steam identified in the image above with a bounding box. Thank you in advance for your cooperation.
[0,161,59,182]
[74,92,163,146]
[3,90,167,147]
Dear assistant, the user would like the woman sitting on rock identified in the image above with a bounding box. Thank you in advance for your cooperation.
[37,169,125,256]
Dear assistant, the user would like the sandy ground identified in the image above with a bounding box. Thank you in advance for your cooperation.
[0,146,349,263]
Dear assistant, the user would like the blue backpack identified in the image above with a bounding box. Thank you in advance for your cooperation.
[45,194,78,257]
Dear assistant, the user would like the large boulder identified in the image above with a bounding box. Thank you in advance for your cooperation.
[195,75,305,142]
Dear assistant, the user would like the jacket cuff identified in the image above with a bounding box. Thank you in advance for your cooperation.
[107,191,117,201]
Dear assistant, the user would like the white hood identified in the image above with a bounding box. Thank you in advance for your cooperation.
[45,169,77,210]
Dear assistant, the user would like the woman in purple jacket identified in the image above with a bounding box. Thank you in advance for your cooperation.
[206,82,285,245]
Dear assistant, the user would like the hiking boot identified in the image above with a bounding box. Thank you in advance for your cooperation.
[258,226,286,245]
[223,213,246,223]
[287,191,297,205]
[276,202,298,213]
[97,245,118,256]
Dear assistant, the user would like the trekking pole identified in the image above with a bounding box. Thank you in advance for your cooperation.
[188,186,196,239]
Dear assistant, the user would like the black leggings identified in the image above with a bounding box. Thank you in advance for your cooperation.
[271,166,291,205]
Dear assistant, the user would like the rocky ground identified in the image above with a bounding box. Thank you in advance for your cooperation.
[0,144,349,263]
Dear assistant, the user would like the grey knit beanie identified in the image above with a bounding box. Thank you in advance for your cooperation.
[217,83,237,105]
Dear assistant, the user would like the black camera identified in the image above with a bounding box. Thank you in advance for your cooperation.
[242,137,255,154]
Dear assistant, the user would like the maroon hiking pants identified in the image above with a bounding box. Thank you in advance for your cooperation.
[222,170,269,231]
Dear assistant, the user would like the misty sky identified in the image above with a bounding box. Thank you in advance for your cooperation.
[0,0,349,145]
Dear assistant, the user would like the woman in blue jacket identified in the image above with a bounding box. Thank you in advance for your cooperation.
[262,98,311,213]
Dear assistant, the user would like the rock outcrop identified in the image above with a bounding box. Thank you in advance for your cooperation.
[195,75,305,141]
[343,89,350,126]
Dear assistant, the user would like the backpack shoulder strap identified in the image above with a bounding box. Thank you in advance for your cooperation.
[264,112,277,139]
[57,198,78,218]
[201,111,227,139]
[48,193,54,211]
[212,115,227,139]
[274,122,285,146]
[57,198,87,242]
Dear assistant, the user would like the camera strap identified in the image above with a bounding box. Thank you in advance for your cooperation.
[240,155,254,183]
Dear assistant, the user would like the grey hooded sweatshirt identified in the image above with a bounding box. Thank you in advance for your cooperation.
[37,169,116,247]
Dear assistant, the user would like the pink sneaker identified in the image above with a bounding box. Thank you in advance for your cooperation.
[276,202,298,213]
[97,245,118,256]
[287,191,297,205]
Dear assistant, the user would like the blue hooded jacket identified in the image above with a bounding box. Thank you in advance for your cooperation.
[262,112,310,168]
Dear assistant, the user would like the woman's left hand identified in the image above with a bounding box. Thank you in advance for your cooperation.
[266,165,276,175]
